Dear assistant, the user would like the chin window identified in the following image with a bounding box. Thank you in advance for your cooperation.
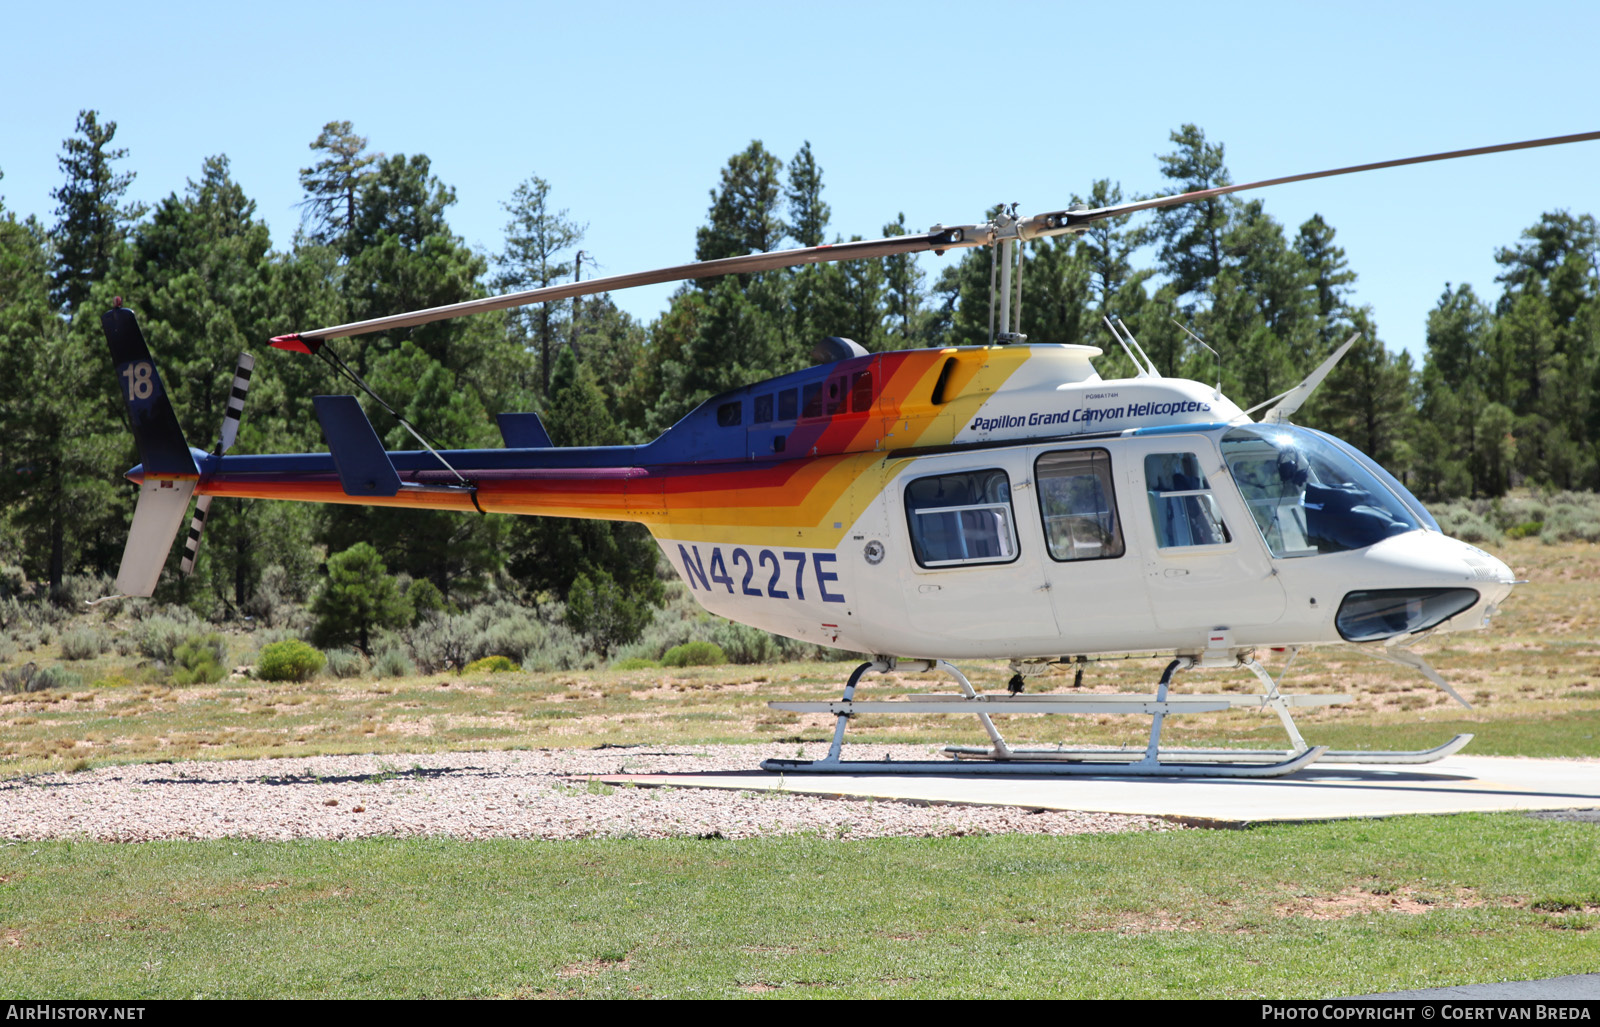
[1335,588,1480,642]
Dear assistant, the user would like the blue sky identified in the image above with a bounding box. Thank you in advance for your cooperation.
[3,0,1596,367]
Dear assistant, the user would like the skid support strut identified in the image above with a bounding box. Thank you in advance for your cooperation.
[762,657,1327,778]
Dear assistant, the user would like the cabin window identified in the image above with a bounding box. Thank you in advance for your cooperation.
[904,469,1019,568]
[802,382,823,419]
[717,401,742,427]
[851,370,873,413]
[1144,453,1232,548]
[753,394,773,424]
[825,376,846,416]
[1036,449,1123,561]
[778,389,798,421]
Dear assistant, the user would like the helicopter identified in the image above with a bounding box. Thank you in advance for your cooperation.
[101,130,1600,778]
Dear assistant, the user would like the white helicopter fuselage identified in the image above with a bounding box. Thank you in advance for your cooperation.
[656,346,1515,662]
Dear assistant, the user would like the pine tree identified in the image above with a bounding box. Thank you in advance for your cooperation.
[311,542,413,653]
[1311,310,1416,477]
[495,175,585,394]
[810,238,888,351]
[881,213,926,345]
[784,141,829,249]
[1417,284,1495,497]
[0,190,115,584]
[1019,236,1091,348]
[1493,212,1598,309]
[1295,214,1357,346]
[695,141,784,264]
[1147,124,1234,306]
[50,110,147,313]
[1077,180,1136,311]
[340,152,493,373]
[297,120,378,254]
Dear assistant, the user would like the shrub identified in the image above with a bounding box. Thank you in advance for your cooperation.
[611,656,660,670]
[566,570,653,658]
[661,641,726,667]
[136,610,202,664]
[50,573,115,610]
[405,611,475,673]
[1,662,37,693]
[243,564,313,631]
[405,578,452,623]
[464,655,519,674]
[28,665,80,692]
[0,597,23,631]
[0,565,27,598]
[372,647,414,678]
[705,620,782,665]
[256,640,326,682]
[324,648,366,679]
[172,633,228,685]
[59,628,108,661]
[397,602,587,674]
[3,664,80,693]
[1432,507,1503,545]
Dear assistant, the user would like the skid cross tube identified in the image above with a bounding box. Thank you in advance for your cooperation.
[762,656,1331,778]
[942,650,1472,767]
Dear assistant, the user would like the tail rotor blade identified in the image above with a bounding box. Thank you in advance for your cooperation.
[180,494,212,577]
[182,352,254,579]
[218,352,255,454]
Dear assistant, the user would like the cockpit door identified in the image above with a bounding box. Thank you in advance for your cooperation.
[1124,434,1286,633]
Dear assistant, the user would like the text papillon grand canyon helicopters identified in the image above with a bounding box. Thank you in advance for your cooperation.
[101,131,1600,777]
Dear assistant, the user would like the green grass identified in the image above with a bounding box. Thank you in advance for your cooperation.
[1,814,1596,999]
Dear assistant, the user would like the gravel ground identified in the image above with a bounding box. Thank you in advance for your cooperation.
[0,743,1175,842]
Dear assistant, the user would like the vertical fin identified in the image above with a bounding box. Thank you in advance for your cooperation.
[313,395,403,497]
[101,307,198,477]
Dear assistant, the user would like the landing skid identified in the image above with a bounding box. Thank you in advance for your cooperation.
[944,734,1474,766]
[762,653,1473,778]
[761,749,1327,778]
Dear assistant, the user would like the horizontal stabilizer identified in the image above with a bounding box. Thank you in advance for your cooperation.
[115,478,197,596]
[496,412,553,449]
[313,395,402,497]
[101,307,198,477]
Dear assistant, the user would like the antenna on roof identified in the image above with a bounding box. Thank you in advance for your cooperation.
[1173,320,1222,399]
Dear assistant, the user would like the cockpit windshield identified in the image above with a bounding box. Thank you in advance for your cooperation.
[1220,425,1422,557]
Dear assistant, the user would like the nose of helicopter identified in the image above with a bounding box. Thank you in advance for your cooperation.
[1345,530,1517,639]
[1363,529,1511,584]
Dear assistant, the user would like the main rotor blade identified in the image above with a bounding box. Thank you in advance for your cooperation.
[271,231,976,348]
[271,129,1600,349]
[1025,129,1600,235]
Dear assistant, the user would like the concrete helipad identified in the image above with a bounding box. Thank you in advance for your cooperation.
[603,755,1600,827]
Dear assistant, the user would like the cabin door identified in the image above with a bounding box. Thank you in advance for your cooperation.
[1122,434,1286,634]
[894,452,1058,653]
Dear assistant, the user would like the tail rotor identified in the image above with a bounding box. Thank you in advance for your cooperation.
[180,352,255,578]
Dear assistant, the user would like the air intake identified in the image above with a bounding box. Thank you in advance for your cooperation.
[812,336,868,365]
